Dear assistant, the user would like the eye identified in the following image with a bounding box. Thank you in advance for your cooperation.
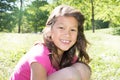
[58,26,64,29]
[71,29,77,32]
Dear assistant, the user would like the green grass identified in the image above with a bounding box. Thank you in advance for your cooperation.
[85,28,120,80]
[0,33,43,80]
[0,28,120,80]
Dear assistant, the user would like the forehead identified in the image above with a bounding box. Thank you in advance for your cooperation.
[55,16,78,28]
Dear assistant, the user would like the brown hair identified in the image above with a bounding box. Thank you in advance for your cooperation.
[43,5,90,69]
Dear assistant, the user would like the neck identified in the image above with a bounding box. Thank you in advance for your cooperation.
[57,48,64,56]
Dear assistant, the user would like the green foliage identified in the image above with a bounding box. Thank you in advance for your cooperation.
[0,0,18,32]
[94,20,110,29]
[112,27,120,35]
[0,0,120,33]
[94,0,120,27]
[52,0,120,29]
[24,0,49,33]
[51,0,92,30]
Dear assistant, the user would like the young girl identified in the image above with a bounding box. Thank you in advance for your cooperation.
[10,5,91,80]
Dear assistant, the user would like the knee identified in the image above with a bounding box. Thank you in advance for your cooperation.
[48,67,81,80]
[71,62,91,80]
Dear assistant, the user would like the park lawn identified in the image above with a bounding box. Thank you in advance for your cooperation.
[0,33,43,80]
[85,28,120,80]
[0,28,120,80]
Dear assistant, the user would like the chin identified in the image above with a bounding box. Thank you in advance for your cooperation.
[62,48,70,51]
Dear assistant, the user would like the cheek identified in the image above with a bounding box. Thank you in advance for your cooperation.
[74,37,77,43]
[51,31,59,41]
[51,27,61,37]
[73,33,78,40]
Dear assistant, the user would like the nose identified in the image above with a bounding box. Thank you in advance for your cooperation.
[64,29,71,37]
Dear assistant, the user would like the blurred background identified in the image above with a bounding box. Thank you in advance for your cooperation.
[0,0,120,80]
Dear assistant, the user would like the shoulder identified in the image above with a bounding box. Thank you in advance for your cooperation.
[27,43,50,56]
[27,43,54,75]
[30,43,44,53]
[27,42,52,67]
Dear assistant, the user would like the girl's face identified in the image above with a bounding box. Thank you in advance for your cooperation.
[50,16,78,55]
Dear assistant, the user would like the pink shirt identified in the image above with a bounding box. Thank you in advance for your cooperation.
[10,43,56,80]
[10,43,77,80]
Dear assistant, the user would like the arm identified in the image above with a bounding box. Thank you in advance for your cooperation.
[30,62,47,80]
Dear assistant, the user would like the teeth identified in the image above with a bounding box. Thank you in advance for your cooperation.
[61,40,70,43]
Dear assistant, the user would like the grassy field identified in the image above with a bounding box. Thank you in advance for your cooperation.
[0,28,120,80]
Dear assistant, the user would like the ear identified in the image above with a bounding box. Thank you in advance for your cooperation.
[46,27,52,40]
[47,30,52,37]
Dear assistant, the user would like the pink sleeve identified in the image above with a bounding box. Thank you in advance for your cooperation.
[27,44,51,73]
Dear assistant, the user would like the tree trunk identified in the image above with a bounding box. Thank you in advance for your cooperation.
[18,0,23,33]
[91,0,95,33]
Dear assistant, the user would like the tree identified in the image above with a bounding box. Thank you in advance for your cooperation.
[94,0,120,28]
[51,0,120,30]
[25,0,49,33]
[18,0,23,33]
[1,0,119,32]
[51,0,92,30]
[0,0,17,32]
[90,0,95,33]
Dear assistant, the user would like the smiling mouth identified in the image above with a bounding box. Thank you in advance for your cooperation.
[60,39,71,44]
